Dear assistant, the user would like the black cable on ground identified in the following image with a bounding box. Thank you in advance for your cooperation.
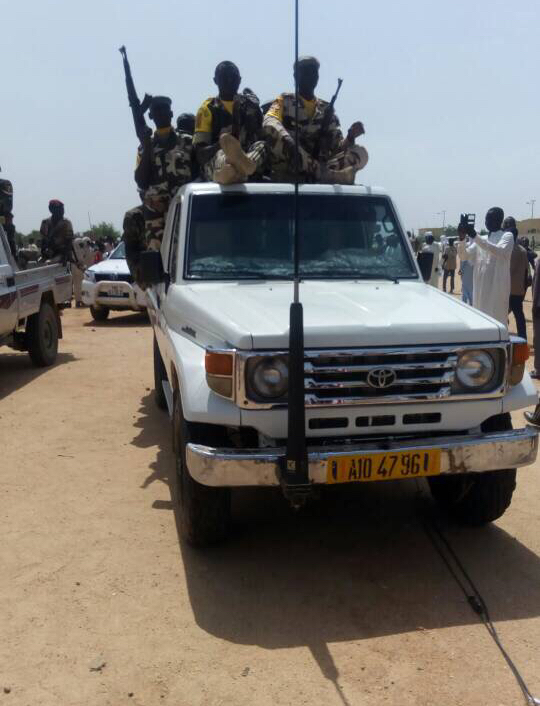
[416,483,540,706]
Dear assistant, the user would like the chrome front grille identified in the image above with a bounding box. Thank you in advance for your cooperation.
[237,344,507,409]
[304,347,458,406]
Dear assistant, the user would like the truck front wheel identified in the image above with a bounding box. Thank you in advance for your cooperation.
[428,413,516,525]
[173,393,231,547]
[90,305,109,321]
[26,301,59,367]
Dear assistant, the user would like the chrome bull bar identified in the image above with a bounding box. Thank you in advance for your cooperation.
[186,427,538,487]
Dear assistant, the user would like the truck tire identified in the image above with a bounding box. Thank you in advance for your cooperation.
[153,335,167,410]
[173,392,231,547]
[428,413,516,525]
[90,305,110,321]
[26,301,59,367]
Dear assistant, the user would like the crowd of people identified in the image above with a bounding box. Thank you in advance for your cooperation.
[415,210,536,346]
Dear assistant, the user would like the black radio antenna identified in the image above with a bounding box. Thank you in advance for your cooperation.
[279,0,310,508]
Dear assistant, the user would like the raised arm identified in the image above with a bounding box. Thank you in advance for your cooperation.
[473,231,514,260]
[134,130,153,190]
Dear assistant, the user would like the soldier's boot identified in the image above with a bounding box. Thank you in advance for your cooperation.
[320,165,356,185]
[219,133,257,177]
[214,163,245,185]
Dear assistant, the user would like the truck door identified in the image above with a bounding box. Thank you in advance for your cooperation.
[150,201,182,373]
[0,226,18,335]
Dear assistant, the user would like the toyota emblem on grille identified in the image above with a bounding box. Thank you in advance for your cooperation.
[367,368,397,389]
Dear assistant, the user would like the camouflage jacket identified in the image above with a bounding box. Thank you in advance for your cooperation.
[137,128,192,194]
[264,93,345,160]
[39,217,74,257]
[193,92,263,151]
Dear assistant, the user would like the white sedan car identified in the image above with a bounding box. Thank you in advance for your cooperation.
[82,242,147,321]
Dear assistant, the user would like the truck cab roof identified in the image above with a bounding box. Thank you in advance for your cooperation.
[174,181,390,201]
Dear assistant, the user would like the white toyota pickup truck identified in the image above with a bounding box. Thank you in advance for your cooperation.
[142,182,538,546]
[0,225,71,366]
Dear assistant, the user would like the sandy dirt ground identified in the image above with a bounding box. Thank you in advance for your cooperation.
[2,292,540,706]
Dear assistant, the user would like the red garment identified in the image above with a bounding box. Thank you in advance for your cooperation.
[94,251,103,264]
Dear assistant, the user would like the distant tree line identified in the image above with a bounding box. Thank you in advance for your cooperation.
[15,221,121,247]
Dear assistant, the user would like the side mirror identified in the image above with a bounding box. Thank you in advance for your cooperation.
[139,250,165,285]
[417,252,433,282]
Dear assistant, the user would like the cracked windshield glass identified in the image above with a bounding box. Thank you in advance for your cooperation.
[186,193,417,280]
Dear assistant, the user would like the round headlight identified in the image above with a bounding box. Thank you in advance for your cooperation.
[456,350,495,388]
[251,357,288,399]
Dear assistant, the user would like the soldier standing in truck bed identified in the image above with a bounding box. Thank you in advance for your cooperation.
[39,200,74,263]
[193,61,267,184]
[263,56,368,184]
[176,112,199,181]
[134,96,192,250]
[124,107,194,285]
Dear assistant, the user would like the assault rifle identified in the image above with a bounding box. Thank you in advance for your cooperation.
[119,45,152,142]
[312,78,343,161]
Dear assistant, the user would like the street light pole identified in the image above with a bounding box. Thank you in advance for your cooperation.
[437,210,446,229]
[526,200,536,219]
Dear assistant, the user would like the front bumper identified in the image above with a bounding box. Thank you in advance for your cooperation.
[82,280,147,310]
[186,427,538,487]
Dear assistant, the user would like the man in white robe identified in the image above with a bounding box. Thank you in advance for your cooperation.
[422,232,441,288]
[465,207,513,325]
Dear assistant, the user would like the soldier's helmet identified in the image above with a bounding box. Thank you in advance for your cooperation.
[176,113,195,135]
[294,55,320,70]
[150,96,172,109]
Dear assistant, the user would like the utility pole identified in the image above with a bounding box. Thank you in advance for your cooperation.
[526,200,536,219]
[437,210,446,229]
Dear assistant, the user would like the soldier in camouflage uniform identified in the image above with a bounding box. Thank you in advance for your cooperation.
[176,112,199,181]
[193,61,267,184]
[264,56,368,184]
[39,200,74,263]
[0,175,16,256]
[135,96,192,250]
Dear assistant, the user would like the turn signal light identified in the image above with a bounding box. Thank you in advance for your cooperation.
[512,342,529,365]
[205,352,233,376]
[509,341,529,386]
[205,351,234,399]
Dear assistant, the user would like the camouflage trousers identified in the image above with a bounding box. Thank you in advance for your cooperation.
[203,140,267,182]
[268,136,368,183]
[122,205,146,285]
[143,184,174,250]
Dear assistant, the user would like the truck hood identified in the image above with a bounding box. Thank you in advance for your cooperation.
[173,280,505,349]
[88,258,129,276]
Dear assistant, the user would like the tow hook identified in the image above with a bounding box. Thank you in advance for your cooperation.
[280,479,315,509]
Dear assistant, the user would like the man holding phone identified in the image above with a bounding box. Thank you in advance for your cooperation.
[465,207,514,325]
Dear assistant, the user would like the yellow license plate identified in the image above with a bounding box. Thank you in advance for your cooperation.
[327,449,441,484]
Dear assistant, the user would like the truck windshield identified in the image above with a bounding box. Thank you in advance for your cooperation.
[185,193,417,281]
[110,242,126,259]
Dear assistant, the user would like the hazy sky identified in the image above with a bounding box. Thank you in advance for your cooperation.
[2,0,539,234]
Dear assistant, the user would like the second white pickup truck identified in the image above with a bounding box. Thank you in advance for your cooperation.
[142,182,538,546]
[0,226,71,366]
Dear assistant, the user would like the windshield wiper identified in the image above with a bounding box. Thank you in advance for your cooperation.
[302,271,400,283]
[189,271,292,280]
